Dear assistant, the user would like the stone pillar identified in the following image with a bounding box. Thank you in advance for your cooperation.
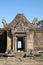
[14,36,17,52]
[5,31,10,54]
[11,29,15,53]
[26,31,29,52]
[5,31,8,54]
[32,31,34,50]
[12,34,17,53]
[25,36,27,52]
[12,35,15,52]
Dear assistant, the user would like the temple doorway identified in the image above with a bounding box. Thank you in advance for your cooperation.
[17,37,25,51]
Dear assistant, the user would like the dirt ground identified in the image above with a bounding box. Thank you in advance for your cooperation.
[0,56,43,65]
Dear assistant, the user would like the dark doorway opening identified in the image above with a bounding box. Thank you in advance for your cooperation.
[17,37,25,51]
[0,31,7,53]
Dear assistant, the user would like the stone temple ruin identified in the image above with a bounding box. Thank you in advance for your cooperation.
[0,14,43,57]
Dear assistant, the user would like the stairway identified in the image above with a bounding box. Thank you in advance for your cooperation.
[16,51,24,57]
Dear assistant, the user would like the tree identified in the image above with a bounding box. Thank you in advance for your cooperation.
[37,20,43,26]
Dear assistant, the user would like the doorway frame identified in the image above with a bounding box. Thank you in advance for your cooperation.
[14,32,27,52]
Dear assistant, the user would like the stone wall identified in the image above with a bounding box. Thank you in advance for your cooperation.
[34,31,43,50]
[27,31,34,51]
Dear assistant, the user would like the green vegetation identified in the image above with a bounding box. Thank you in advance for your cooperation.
[37,20,43,26]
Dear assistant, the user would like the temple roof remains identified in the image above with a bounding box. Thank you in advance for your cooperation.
[0,13,43,31]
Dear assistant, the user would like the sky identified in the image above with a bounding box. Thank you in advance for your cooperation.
[0,0,43,28]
